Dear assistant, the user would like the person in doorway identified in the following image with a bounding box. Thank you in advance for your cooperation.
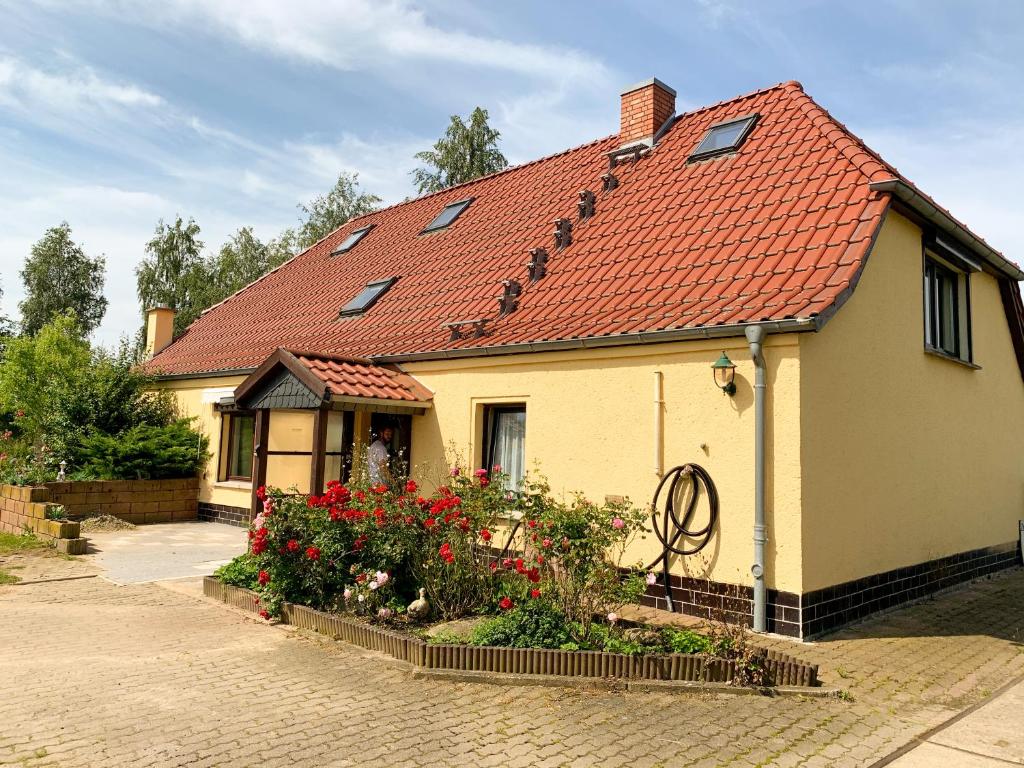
[367,426,393,485]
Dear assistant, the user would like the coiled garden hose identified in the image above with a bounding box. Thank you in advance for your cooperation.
[645,463,720,612]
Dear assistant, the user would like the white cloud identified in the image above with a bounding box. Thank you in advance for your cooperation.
[861,119,1024,262]
[106,0,610,85]
[0,54,163,112]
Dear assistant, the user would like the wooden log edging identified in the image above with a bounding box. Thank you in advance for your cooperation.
[202,577,818,687]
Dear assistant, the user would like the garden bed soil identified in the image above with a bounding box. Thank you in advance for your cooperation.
[203,577,820,689]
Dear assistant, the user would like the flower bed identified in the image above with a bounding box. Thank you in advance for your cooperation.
[213,468,820,689]
[203,577,819,687]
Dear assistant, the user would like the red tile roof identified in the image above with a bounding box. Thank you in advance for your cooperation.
[147,81,1018,376]
[293,352,432,403]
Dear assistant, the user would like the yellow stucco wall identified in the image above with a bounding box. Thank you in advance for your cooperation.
[405,337,805,594]
[799,211,1024,592]
[161,375,251,511]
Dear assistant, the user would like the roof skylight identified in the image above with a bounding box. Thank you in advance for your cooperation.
[422,198,473,233]
[339,277,397,317]
[331,224,374,255]
[689,114,759,161]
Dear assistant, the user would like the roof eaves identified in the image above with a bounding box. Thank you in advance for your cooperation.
[371,317,820,364]
[870,179,1024,281]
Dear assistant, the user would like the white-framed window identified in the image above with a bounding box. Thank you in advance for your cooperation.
[924,253,973,364]
[483,405,526,491]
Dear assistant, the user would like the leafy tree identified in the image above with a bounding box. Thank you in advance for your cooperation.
[195,227,280,310]
[412,107,508,194]
[0,313,177,471]
[19,222,107,336]
[0,280,15,342]
[294,172,381,250]
[135,216,206,336]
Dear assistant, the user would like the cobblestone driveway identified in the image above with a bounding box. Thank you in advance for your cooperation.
[1,550,1022,767]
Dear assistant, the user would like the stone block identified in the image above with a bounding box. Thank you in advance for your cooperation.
[56,492,88,507]
[130,501,161,515]
[171,509,198,521]
[46,520,81,539]
[55,537,88,555]
[28,486,49,502]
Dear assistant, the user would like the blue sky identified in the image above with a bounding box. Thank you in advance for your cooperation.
[1,0,1022,345]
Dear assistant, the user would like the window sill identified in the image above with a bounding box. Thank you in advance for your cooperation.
[924,347,981,370]
[213,480,253,490]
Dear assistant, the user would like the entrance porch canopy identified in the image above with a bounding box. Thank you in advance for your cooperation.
[231,348,432,516]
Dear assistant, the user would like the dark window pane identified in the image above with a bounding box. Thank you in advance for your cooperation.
[340,278,397,316]
[331,225,373,255]
[422,198,473,233]
[486,406,526,491]
[228,414,255,479]
[691,116,757,159]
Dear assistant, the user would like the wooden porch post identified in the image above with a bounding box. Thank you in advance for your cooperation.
[250,408,270,521]
[310,406,328,496]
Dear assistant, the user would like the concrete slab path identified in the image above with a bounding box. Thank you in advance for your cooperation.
[83,520,247,584]
[881,676,1024,766]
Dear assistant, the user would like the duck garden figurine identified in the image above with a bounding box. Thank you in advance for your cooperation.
[407,588,430,621]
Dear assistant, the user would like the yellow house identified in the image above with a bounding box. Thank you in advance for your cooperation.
[147,79,1024,638]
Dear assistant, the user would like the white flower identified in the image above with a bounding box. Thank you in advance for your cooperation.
[607,612,618,624]
[375,571,389,586]
[343,588,352,600]
[646,572,658,586]
[357,594,365,603]
[368,581,379,590]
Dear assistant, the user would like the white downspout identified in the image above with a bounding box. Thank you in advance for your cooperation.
[745,325,768,633]
[653,371,664,477]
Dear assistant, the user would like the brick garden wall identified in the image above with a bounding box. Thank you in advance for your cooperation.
[45,478,199,524]
[0,484,85,552]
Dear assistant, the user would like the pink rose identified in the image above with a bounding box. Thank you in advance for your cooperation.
[646,572,658,586]
[607,612,618,624]
[449,467,460,477]
[612,517,625,529]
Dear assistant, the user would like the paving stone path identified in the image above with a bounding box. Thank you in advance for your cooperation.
[1,549,1022,767]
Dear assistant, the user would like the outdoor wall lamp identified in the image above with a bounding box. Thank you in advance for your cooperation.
[711,351,737,396]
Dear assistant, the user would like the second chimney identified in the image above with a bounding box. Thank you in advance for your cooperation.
[619,77,676,147]
[145,305,176,360]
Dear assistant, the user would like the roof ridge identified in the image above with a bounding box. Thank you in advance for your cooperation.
[785,85,901,182]
[345,132,617,225]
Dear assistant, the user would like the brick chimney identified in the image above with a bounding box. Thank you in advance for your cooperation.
[619,77,676,147]
[145,305,175,359]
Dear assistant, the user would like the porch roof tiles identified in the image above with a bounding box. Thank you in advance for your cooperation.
[146,80,1019,377]
[293,352,432,403]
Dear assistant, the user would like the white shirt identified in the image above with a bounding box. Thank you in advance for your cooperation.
[367,439,389,484]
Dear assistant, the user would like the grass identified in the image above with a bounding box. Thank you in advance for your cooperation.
[0,531,47,555]
[0,531,48,585]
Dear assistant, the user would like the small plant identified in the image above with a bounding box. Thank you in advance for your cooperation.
[214,552,261,589]
[44,504,67,521]
[470,601,573,649]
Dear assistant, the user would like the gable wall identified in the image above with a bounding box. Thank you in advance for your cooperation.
[800,211,1024,594]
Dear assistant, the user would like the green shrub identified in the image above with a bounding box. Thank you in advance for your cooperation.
[75,419,209,480]
[0,313,177,478]
[215,553,261,589]
[469,601,573,649]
